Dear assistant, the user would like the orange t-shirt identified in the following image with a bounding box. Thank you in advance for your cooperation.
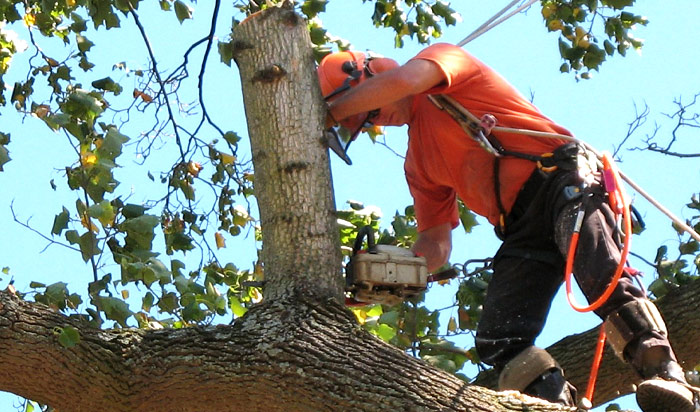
[405,43,572,230]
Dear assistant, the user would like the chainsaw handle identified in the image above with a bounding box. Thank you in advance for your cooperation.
[352,226,376,255]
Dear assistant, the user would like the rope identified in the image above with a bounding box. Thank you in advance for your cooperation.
[457,0,539,47]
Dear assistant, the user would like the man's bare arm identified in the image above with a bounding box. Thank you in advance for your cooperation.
[328,59,445,122]
[412,222,453,272]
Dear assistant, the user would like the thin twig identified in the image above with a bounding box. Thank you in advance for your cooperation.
[10,201,80,254]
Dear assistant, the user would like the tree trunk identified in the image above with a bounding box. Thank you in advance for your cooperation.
[0,4,697,412]
[233,1,343,303]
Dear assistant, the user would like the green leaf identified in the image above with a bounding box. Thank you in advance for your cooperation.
[121,214,159,251]
[142,292,155,312]
[365,304,383,317]
[158,292,179,313]
[218,40,234,66]
[648,278,669,298]
[65,229,80,245]
[43,282,69,309]
[160,0,172,11]
[229,295,248,317]
[88,200,115,227]
[375,323,397,342]
[52,207,70,235]
[654,246,668,263]
[95,296,133,327]
[379,310,399,326]
[79,231,101,262]
[0,143,10,171]
[174,1,193,23]
[97,127,129,161]
[76,35,94,53]
[223,131,241,146]
[91,77,123,95]
[301,0,328,19]
[65,89,104,119]
[457,201,478,233]
[57,325,81,348]
[88,274,111,296]
[604,0,634,10]
[122,203,148,218]
[679,240,699,256]
[142,258,171,286]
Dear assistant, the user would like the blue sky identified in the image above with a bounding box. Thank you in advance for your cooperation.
[1,1,699,410]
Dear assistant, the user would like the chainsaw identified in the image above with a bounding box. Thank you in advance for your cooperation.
[344,226,458,306]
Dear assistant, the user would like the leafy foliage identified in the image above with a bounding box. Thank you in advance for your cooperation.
[648,194,700,299]
[541,0,647,79]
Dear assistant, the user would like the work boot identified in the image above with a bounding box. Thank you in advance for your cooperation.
[523,367,577,406]
[498,346,577,407]
[635,354,699,412]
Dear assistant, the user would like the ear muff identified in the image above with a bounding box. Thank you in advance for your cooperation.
[364,57,400,77]
[317,50,367,98]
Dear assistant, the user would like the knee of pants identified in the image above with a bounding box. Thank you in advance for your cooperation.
[475,331,533,370]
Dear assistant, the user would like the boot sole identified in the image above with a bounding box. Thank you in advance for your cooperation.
[636,379,695,412]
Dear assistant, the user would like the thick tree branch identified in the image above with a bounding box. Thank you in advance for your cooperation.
[2,277,699,411]
[0,290,571,412]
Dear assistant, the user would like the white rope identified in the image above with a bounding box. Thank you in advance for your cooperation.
[457,0,539,47]
[457,0,521,47]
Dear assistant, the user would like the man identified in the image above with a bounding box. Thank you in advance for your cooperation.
[318,43,698,412]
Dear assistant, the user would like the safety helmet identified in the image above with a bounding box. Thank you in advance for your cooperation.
[318,51,399,166]
[317,50,399,100]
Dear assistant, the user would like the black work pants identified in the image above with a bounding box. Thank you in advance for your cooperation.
[475,166,671,372]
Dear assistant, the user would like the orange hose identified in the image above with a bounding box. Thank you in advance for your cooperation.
[565,152,632,313]
[583,326,607,405]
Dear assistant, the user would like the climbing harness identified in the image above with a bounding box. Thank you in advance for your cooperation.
[429,94,580,237]
[427,93,700,242]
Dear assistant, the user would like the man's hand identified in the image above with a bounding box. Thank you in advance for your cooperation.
[412,222,453,272]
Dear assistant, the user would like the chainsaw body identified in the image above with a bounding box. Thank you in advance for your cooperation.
[345,227,428,306]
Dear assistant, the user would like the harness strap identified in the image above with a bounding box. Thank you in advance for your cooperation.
[428,94,579,234]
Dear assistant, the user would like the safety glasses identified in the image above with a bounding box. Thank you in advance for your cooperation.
[323,56,380,165]
[325,109,379,165]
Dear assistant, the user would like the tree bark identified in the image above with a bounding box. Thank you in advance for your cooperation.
[0,279,698,411]
[233,2,343,303]
[0,290,569,412]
